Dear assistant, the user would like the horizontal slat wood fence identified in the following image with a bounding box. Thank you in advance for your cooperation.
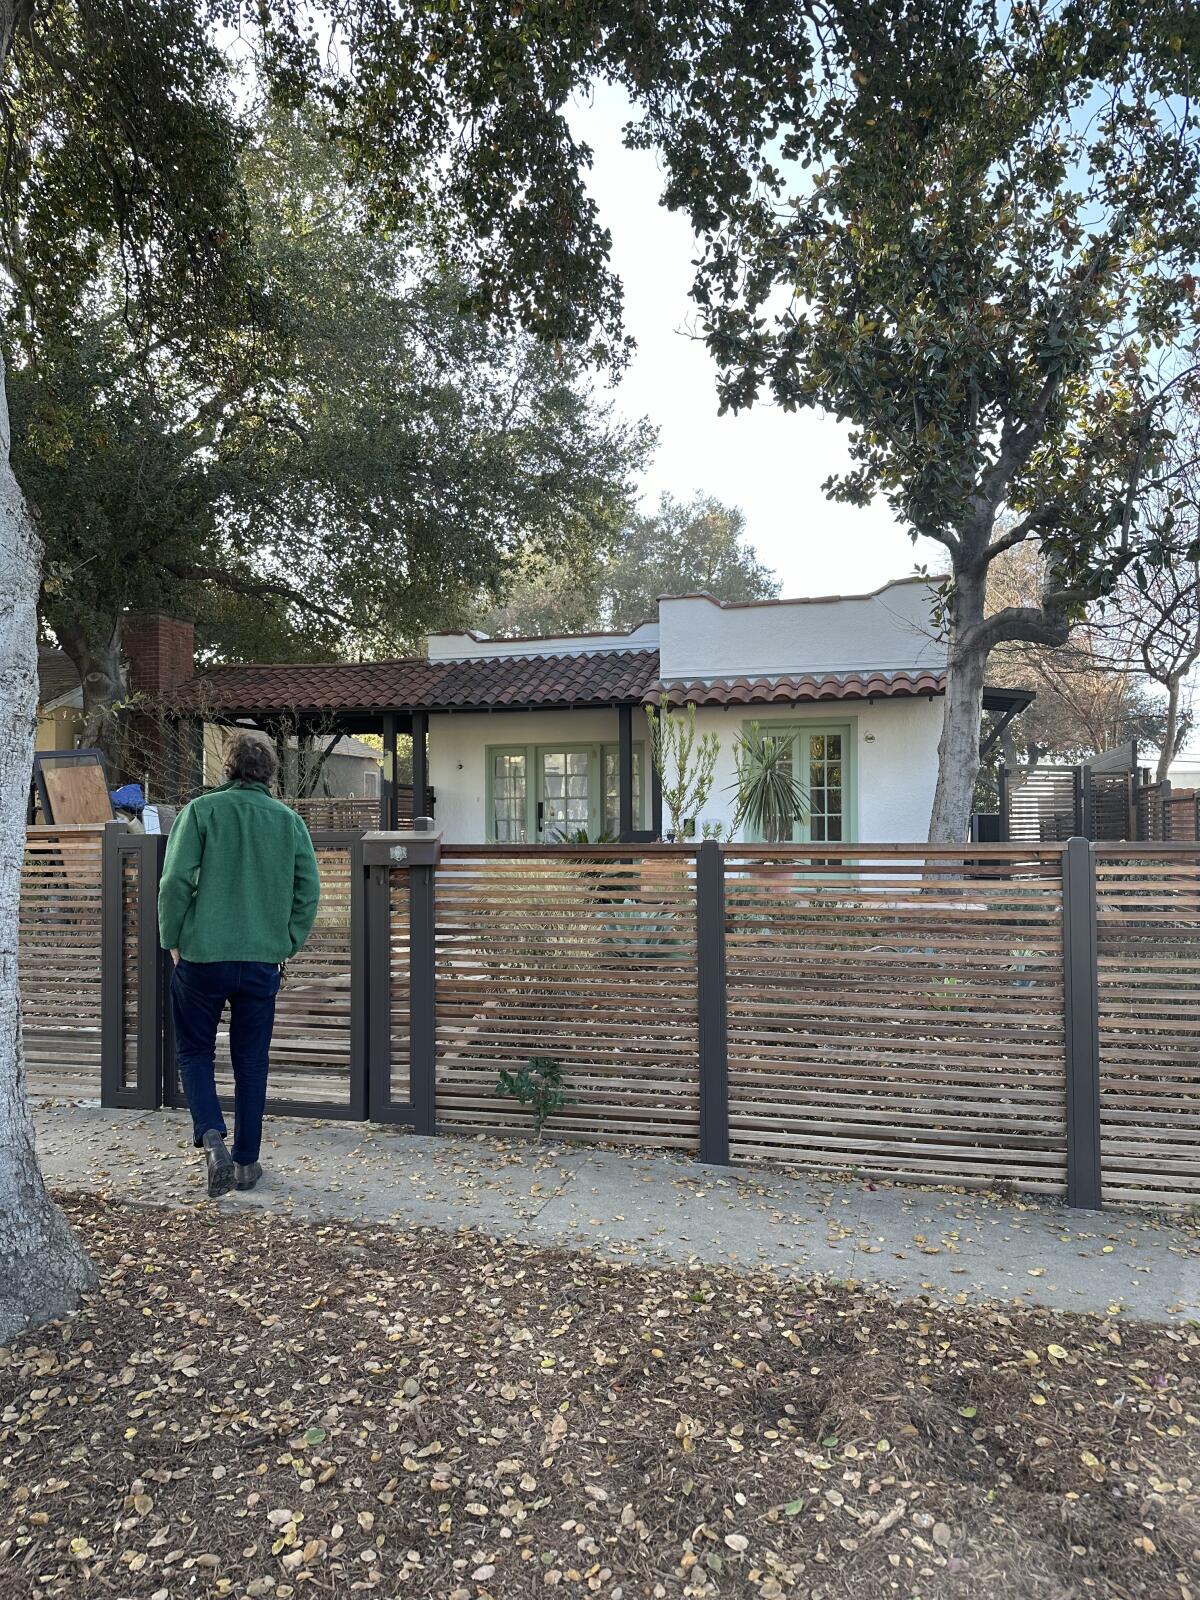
[24,824,1200,1208]
[1094,848,1200,1204]
[432,848,700,1149]
[19,826,105,1096]
[723,848,1069,1193]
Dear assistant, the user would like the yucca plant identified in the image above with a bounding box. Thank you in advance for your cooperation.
[731,724,809,843]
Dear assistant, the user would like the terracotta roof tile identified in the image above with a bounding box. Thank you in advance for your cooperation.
[172,654,955,718]
[173,648,663,715]
[654,669,947,707]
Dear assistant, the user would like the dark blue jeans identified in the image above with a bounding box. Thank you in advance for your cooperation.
[171,959,282,1164]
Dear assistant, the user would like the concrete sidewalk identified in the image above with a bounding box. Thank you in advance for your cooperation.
[33,1100,1200,1322]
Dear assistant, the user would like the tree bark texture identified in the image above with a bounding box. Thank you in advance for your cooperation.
[1157,675,1182,782]
[928,567,989,842]
[0,346,96,1344]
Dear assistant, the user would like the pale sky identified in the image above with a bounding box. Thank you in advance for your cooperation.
[570,84,946,598]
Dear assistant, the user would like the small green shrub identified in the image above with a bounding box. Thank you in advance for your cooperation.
[496,1056,570,1138]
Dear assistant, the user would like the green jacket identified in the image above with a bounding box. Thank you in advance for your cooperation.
[158,782,321,963]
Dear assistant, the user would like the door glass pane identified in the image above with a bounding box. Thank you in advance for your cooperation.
[492,752,527,843]
[806,732,844,844]
[541,750,592,838]
[603,746,643,837]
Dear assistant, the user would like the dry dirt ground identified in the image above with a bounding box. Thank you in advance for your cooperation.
[1,1195,1197,1600]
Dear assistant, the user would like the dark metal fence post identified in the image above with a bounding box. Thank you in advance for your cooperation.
[696,840,729,1164]
[1062,836,1102,1208]
[134,834,164,1110]
[1078,766,1094,839]
[101,825,163,1110]
[409,861,437,1135]
[365,860,393,1122]
[348,833,369,1120]
[998,765,1010,841]
[100,821,125,1107]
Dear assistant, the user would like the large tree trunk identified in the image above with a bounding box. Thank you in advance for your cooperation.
[928,569,988,843]
[1157,674,1182,782]
[0,349,95,1344]
[53,611,129,768]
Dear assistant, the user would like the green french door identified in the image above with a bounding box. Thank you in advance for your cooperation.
[537,749,594,840]
[745,724,853,843]
[487,742,647,842]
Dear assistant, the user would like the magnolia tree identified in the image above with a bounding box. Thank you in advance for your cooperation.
[666,8,1200,837]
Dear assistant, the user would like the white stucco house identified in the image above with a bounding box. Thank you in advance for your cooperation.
[172,576,1030,845]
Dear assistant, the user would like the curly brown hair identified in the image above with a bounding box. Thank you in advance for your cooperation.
[223,732,279,787]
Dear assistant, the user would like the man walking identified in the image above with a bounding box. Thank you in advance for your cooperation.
[159,733,321,1196]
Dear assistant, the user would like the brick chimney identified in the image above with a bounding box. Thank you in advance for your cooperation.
[120,614,196,798]
[123,613,195,698]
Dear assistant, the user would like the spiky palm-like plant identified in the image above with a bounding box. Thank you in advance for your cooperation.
[731,724,809,843]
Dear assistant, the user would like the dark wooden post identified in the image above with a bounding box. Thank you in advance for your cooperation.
[412,709,429,820]
[651,753,664,840]
[409,856,437,1136]
[696,839,729,1164]
[617,703,634,841]
[101,826,163,1111]
[348,833,369,1121]
[363,823,440,1131]
[381,712,398,830]
[1062,836,1102,1208]
[365,857,393,1121]
[997,765,1010,841]
[1077,765,1093,840]
[100,821,124,1108]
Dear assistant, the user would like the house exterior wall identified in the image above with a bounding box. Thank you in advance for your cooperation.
[428,696,945,844]
[657,578,944,679]
[687,698,943,843]
[429,708,626,841]
[35,705,85,753]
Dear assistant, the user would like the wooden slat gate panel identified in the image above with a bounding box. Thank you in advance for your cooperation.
[433,848,701,1149]
[723,847,1070,1192]
[1094,847,1200,1204]
[20,825,105,1097]
[163,831,367,1119]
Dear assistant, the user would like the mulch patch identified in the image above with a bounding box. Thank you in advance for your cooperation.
[1,1194,1197,1600]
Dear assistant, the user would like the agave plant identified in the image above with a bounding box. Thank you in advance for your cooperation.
[731,724,809,843]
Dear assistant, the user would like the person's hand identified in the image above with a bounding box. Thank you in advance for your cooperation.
[170,948,180,966]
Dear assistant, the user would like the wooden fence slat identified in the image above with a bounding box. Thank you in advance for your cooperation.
[20,825,106,1097]
[1094,847,1200,1204]
[722,849,1070,1194]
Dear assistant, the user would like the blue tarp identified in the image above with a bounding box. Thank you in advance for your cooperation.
[110,783,145,811]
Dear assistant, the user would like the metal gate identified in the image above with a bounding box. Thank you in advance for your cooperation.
[118,828,369,1122]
